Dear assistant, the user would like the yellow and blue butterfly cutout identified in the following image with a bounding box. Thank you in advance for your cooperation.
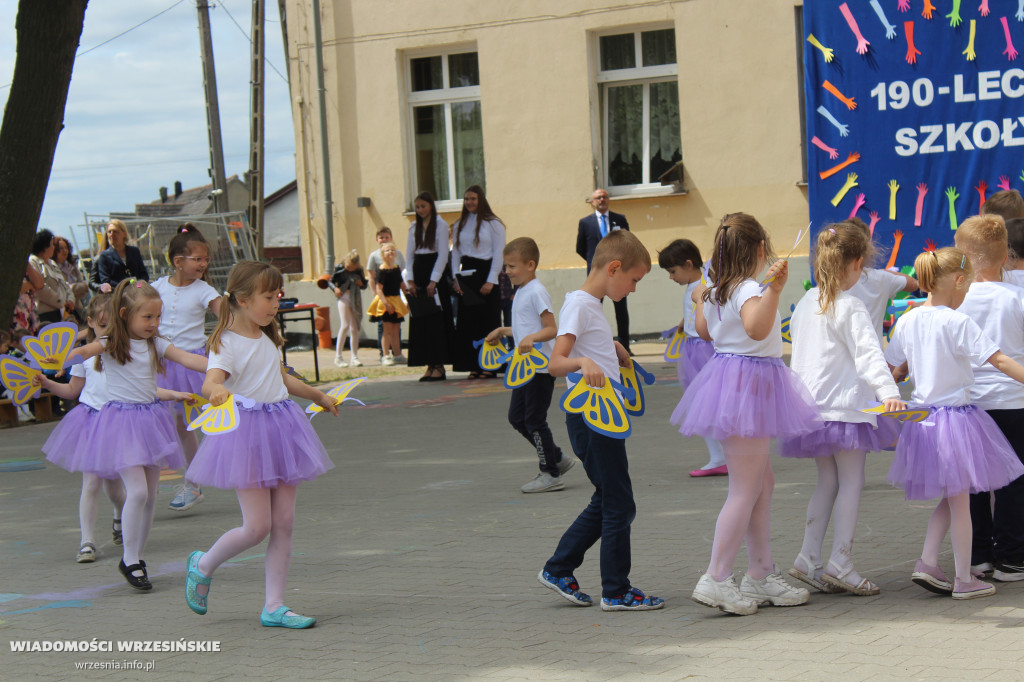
[0,322,85,405]
[0,357,42,405]
[663,328,686,361]
[473,338,550,389]
[187,394,256,435]
[473,338,508,372]
[860,404,930,423]
[306,377,366,419]
[560,373,637,439]
[618,358,655,417]
[183,394,210,425]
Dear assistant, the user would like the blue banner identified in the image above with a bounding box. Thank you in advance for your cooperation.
[805,1,1024,268]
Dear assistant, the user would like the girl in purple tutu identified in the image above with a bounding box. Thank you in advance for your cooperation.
[68,279,208,590]
[661,239,726,477]
[780,224,905,598]
[677,213,820,616]
[183,261,338,629]
[152,225,221,513]
[884,247,1024,600]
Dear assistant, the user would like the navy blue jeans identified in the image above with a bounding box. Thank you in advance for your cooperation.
[508,373,562,476]
[544,413,635,598]
[971,408,1024,564]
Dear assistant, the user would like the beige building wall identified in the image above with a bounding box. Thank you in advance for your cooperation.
[284,0,810,338]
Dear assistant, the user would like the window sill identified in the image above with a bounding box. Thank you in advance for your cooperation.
[795,181,808,188]
[402,200,464,217]
[608,186,687,201]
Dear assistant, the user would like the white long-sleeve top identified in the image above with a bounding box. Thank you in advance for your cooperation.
[958,281,1024,410]
[450,215,505,284]
[405,217,450,284]
[790,289,900,424]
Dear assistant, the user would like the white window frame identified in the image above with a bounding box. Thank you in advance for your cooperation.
[404,44,482,212]
[594,27,679,196]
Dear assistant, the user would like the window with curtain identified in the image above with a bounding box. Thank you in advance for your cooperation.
[597,28,681,190]
[408,50,485,204]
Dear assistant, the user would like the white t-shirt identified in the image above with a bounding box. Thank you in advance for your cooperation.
[704,279,782,358]
[682,280,700,337]
[151,277,220,351]
[957,281,1024,410]
[558,290,620,392]
[207,330,288,404]
[884,305,998,406]
[405,217,451,284]
[451,216,505,284]
[100,337,171,403]
[1003,269,1024,288]
[848,268,908,340]
[70,358,108,411]
[511,278,555,373]
[790,289,899,424]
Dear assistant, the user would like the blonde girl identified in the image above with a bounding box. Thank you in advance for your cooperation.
[330,249,367,367]
[366,242,408,366]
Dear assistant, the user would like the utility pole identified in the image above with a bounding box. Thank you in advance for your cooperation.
[196,0,229,214]
[248,0,266,259]
[277,0,291,97]
[311,0,336,273]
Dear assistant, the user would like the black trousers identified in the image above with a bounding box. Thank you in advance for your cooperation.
[971,408,1024,564]
[613,298,630,350]
[508,373,562,476]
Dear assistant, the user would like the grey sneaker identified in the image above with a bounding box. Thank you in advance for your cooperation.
[521,473,564,493]
[169,482,204,512]
[740,569,810,606]
[557,453,577,475]
[393,353,407,365]
[692,573,758,615]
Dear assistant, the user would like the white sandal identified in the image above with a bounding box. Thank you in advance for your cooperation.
[821,560,880,596]
[787,553,842,593]
[76,542,97,563]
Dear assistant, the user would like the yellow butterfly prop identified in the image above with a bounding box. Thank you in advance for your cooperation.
[664,328,686,361]
[860,404,930,423]
[560,373,636,439]
[473,338,511,371]
[187,394,256,435]
[22,322,83,371]
[183,394,210,425]
[0,357,42,405]
[503,346,549,389]
[306,377,366,418]
[780,316,792,343]
[619,359,655,416]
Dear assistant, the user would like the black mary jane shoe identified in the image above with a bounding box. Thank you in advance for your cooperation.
[119,559,153,591]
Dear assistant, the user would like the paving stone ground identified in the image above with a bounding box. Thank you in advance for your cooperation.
[1,349,1023,681]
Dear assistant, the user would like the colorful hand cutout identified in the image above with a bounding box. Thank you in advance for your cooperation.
[1002,17,1019,60]
[905,21,922,63]
[869,0,898,38]
[817,106,849,137]
[924,238,937,252]
[861,404,930,422]
[619,359,655,417]
[187,394,256,435]
[823,80,857,110]
[811,136,839,159]
[888,179,900,220]
[504,347,549,390]
[1018,0,1024,22]
[947,0,962,27]
[664,328,686,361]
[21,322,83,371]
[898,0,910,11]
[975,180,988,214]
[849,193,867,220]
[819,151,861,180]
[999,175,1012,192]
[922,0,936,20]
[807,34,835,63]
[183,394,209,425]
[946,187,960,231]
[0,356,42,406]
[840,3,871,54]
[914,183,929,227]
[560,374,635,439]
[473,338,510,372]
[307,377,366,417]
[979,0,990,18]
[886,230,905,270]
[963,19,977,61]
[868,211,881,236]
[831,172,859,207]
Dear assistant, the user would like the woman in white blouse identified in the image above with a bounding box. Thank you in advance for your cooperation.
[405,191,454,381]
[450,185,506,378]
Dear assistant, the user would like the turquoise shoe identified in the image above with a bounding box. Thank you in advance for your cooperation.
[185,551,211,615]
[259,606,316,629]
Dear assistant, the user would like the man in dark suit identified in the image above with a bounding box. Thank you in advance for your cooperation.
[576,188,631,354]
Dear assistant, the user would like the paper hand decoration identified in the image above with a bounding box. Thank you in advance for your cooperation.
[817,106,849,137]
[1017,0,1024,22]
[0,356,42,405]
[619,359,655,417]
[811,136,839,160]
[888,179,900,220]
[473,338,510,372]
[849,193,867,220]
[868,211,881,236]
[561,373,636,439]
[21,322,84,372]
[922,0,936,20]
[869,0,898,39]
[1002,17,1019,60]
[905,21,922,64]
[975,180,988,214]
[979,0,990,18]
[806,34,834,62]
[946,0,962,27]
[963,19,977,61]
[861,404,930,422]
[664,327,687,361]
[885,230,904,271]
[998,175,1012,192]
[504,346,549,389]
[187,394,256,435]
[823,80,857,110]
[945,187,960,231]
[840,3,871,54]
[914,183,928,227]
[306,377,366,418]
[831,172,859,207]
[819,151,861,181]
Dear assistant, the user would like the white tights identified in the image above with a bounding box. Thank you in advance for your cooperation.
[118,465,160,571]
[707,437,775,581]
[796,449,866,582]
[196,485,298,613]
[703,437,725,469]
[175,417,200,483]
[922,493,972,582]
[79,474,125,546]
[335,298,360,360]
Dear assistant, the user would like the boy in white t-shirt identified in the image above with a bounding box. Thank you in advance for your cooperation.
[537,230,664,612]
[485,238,574,493]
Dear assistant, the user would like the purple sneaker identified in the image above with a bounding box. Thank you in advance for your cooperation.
[911,559,952,595]
[537,570,592,606]
[952,577,995,600]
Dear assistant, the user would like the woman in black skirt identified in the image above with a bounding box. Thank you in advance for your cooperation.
[450,185,506,378]
[404,191,453,381]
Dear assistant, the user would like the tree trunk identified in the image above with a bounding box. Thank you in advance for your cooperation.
[0,0,88,330]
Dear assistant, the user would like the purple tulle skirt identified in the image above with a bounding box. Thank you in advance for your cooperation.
[677,337,715,387]
[186,400,334,489]
[888,405,1024,500]
[88,401,185,477]
[779,419,901,458]
[157,347,206,415]
[671,353,821,441]
[42,404,117,479]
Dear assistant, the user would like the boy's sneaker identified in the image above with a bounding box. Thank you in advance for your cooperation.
[952,577,996,599]
[521,473,564,493]
[971,561,994,578]
[557,453,577,475]
[993,560,1024,582]
[911,559,953,594]
[393,353,407,365]
[692,573,758,615]
[349,357,363,367]
[537,570,592,606]
[740,569,810,606]
[600,587,665,611]
[169,482,204,512]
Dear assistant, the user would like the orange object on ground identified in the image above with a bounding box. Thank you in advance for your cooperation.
[315,306,332,349]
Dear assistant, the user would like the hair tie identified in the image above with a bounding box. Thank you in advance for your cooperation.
[828,228,836,235]
[931,251,939,260]
[961,254,967,269]
[223,290,231,298]
[179,227,189,233]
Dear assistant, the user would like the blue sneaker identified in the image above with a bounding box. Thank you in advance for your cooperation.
[537,570,592,606]
[600,587,665,611]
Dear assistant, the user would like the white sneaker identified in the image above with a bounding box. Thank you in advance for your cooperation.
[740,568,810,606]
[692,573,758,615]
[333,356,345,367]
[521,473,565,493]
[168,482,205,512]
[393,353,407,365]
[381,352,395,367]
[349,356,363,367]
[557,453,577,475]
